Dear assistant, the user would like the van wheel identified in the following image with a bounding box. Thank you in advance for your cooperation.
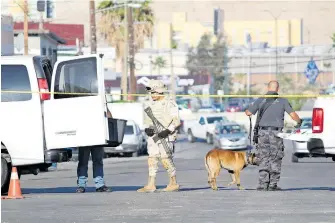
[206,133,213,144]
[332,156,335,162]
[187,129,195,143]
[291,154,299,163]
[1,156,11,195]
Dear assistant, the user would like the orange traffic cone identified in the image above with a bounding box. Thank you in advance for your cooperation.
[1,167,24,199]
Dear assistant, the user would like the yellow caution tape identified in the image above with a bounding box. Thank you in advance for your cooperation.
[1,90,335,98]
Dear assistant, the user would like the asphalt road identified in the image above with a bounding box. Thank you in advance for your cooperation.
[2,138,335,223]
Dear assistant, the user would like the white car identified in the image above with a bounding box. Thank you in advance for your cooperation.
[184,115,229,144]
[213,122,249,150]
[287,98,335,162]
[290,117,312,162]
[104,120,147,157]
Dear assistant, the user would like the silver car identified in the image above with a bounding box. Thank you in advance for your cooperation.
[213,122,249,150]
[290,117,313,162]
[104,120,147,157]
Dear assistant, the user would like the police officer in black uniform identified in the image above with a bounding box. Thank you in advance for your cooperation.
[245,81,302,191]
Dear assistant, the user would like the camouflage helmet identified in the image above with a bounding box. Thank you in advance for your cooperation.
[145,79,167,93]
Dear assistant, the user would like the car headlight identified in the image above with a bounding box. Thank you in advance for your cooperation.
[220,138,229,143]
[240,137,247,141]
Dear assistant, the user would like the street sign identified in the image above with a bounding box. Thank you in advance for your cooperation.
[304,59,319,84]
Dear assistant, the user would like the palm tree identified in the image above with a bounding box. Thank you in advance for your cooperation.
[152,56,166,75]
[97,0,154,98]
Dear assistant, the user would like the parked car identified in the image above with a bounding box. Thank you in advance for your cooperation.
[178,104,192,115]
[226,101,243,112]
[212,103,225,112]
[197,106,218,113]
[104,120,147,157]
[290,117,312,162]
[184,115,229,144]
[213,122,249,150]
[287,97,335,163]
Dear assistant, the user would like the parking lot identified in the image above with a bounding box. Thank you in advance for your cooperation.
[2,137,335,223]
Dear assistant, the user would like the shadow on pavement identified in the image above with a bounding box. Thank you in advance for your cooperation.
[22,185,171,194]
[22,186,335,194]
[283,187,335,191]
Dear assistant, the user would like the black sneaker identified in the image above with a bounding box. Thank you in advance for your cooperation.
[76,187,86,193]
[96,185,111,192]
[256,186,268,191]
[268,186,282,191]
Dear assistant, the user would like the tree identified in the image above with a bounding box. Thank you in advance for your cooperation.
[186,33,231,95]
[277,73,320,111]
[332,33,335,48]
[97,0,154,98]
[151,56,166,75]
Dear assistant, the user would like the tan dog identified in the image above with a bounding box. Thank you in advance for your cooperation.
[205,148,255,190]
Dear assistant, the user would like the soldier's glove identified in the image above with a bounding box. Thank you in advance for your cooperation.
[158,129,171,139]
[294,119,303,129]
[145,128,155,137]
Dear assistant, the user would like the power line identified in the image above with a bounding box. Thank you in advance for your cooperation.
[133,57,335,70]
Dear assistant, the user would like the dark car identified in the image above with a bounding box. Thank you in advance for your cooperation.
[226,102,243,112]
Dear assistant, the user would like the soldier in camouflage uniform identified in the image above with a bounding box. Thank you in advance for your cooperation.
[137,79,181,193]
[245,81,302,191]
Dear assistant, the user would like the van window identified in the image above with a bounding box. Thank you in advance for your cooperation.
[1,65,32,102]
[53,57,98,99]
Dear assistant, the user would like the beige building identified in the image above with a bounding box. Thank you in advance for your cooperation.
[150,0,335,46]
[3,0,332,48]
[151,13,303,49]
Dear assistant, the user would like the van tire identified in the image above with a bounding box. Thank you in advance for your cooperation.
[332,156,335,162]
[187,129,195,143]
[1,156,11,195]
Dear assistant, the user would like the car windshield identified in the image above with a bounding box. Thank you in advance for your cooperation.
[220,125,242,134]
[207,117,225,124]
[124,125,134,135]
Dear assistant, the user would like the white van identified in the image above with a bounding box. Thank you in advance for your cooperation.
[1,54,125,194]
[287,97,335,162]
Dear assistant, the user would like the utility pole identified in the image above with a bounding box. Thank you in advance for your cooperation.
[264,10,285,78]
[121,2,129,101]
[23,0,29,55]
[89,0,97,54]
[275,18,278,77]
[169,23,176,99]
[128,8,136,101]
[246,33,252,96]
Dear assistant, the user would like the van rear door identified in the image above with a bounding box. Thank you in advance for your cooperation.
[43,55,109,149]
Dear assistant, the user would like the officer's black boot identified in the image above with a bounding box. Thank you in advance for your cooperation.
[268,185,282,191]
[256,185,268,191]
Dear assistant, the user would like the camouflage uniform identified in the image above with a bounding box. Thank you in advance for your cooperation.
[137,79,181,193]
[247,92,294,190]
[255,129,285,189]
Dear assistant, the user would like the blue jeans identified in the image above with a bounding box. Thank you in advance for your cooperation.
[77,147,105,189]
